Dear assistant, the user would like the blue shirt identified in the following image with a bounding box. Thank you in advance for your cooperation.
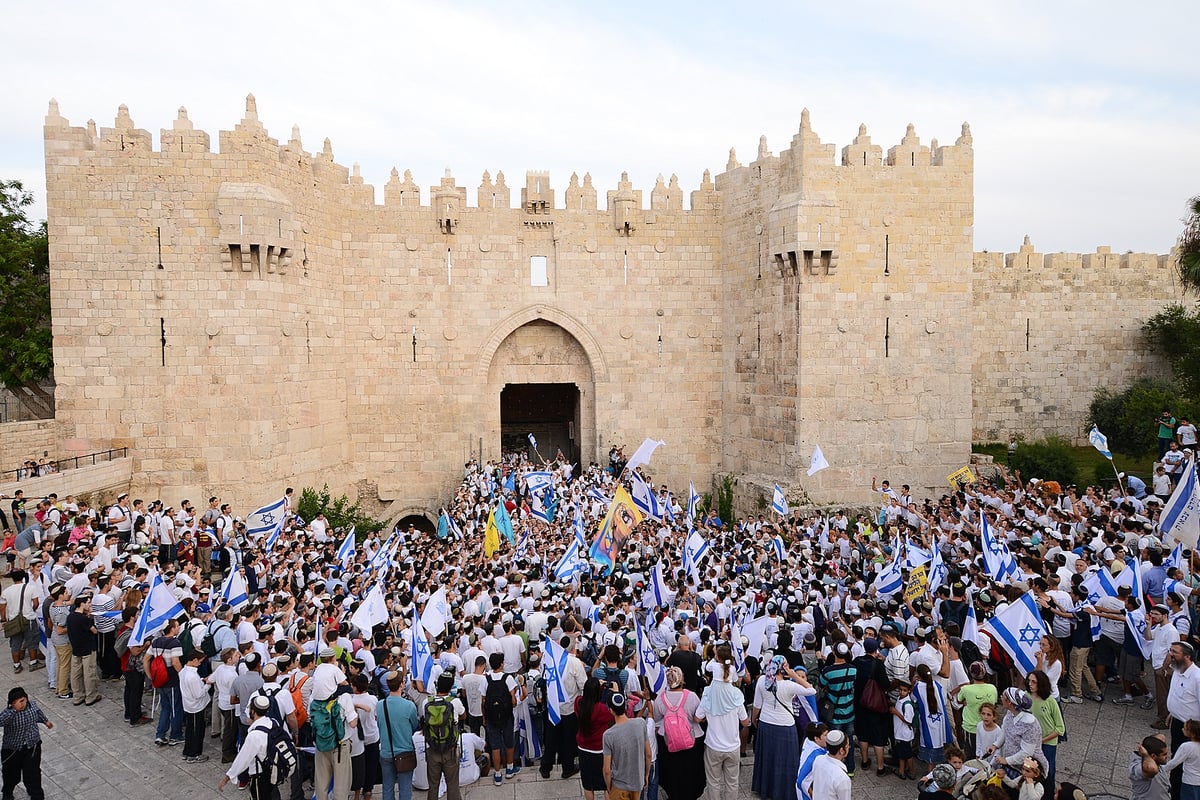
[377,694,419,757]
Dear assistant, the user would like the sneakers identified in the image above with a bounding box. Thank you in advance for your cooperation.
[184,755,210,763]
[155,737,168,747]
[1085,692,1104,703]
[508,764,520,778]
[1113,695,1135,705]
[1140,697,1156,710]
[1062,695,1083,704]
[494,774,504,786]
[13,663,22,674]
[28,660,42,671]
[167,738,184,746]
[56,692,73,700]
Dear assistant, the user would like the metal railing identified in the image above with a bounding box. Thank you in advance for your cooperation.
[1,448,129,483]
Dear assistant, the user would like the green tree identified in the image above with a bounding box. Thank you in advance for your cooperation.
[1089,377,1200,457]
[1178,195,1200,291]
[1143,303,1200,395]
[0,180,52,418]
[295,484,384,536]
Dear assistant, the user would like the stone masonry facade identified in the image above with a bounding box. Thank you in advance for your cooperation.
[38,97,1182,516]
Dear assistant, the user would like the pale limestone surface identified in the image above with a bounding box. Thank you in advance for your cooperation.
[38,98,1176,514]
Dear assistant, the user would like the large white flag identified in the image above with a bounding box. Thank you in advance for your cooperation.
[542,635,570,725]
[806,444,829,477]
[981,592,1046,676]
[624,438,665,474]
[350,584,389,635]
[219,569,249,611]
[245,496,288,541]
[635,618,666,694]
[1162,457,1200,548]
[420,587,450,637]
[130,574,185,647]
[771,485,789,516]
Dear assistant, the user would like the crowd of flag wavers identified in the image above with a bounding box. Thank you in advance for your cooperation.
[3,432,1200,800]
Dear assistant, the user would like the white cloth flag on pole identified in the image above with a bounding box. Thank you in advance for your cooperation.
[771,535,786,562]
[336,528,356,566]
[554,539,587,582]
[527,433,537,449]
[729,615,747,673]
[219,569,249,611]
[420,587,450,637]
[807,444,829,477]
[1113,561,1146,607]
[410,605,434,689]
[629,472,663,521]
[1088,426,1113,460]
[542,635,570,726]
[1165,542,1185,573]
[981,592,1047,676]
[635,618,667,694]
[572,504,587,551]
[980,512,1018,584]
[1162,457,1200,549]
[524,471,555,494]
[130,574,185,647]
[872,548,903,597]
[771,485,788,516]
[963,595,981,648]
[246,496,288,541]
[740,615,772,659]
[624,438,665,474]
[350,584,389,635]
[927,545,948,597]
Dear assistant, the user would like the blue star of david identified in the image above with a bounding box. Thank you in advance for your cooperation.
[988,538,1006,555]
[1018,624,1042,646]
[929,712,942,723]
[544,663,559,683]
[259,512,276,526]
[1088,591,1100,605]
[415,639,428,657]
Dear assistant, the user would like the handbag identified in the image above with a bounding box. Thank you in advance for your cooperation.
[861,678,888,714]
[383,695,417,773]
[2,585,29,637]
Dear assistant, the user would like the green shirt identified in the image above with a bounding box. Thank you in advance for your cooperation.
[818,663,857,725]
[1159,415,1177,439]
[1030,696,1064,746]
[956,682,997,732]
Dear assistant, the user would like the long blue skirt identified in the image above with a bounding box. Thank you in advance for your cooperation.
[751,720,799,800]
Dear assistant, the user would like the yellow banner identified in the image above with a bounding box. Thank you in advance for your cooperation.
[484,509,500,559]
[947,466,975,488]
[591,486,644,570]
[904,564,929,602]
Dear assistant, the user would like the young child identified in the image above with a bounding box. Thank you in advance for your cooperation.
[945,745,969,782]
[1002,756,1046,800]
[891,678,916,780]
[975,702,1003,760]
[1164,719,1200,800]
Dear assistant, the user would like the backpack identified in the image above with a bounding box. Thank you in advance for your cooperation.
[423,696,458,753]
[579,635,600,669]
[261,686,286,726]
[597,666,627,705]
[310,696,346,752]
[202,621,228,660]
[288,672,309,729]
[149,652,169,689]
[661,689,695,753]
[483,674,514,723]
[256,718,299,785]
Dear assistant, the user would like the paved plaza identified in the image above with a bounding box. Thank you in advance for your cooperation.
[8,672,1145,800]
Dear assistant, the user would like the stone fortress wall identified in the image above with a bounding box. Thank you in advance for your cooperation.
[39,96,1176,514]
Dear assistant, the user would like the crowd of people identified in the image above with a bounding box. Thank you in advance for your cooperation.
[0,444,1198,800]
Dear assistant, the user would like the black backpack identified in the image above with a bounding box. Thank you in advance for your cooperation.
[260,686,287,727]
[202,621,228,659]
[483,674,514,723]
[256,718,298,785]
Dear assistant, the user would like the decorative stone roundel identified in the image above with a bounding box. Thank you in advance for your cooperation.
[370,327,384,341]
[686,326,701,339]
[205,322,222,337]
[97,322,113,337]
[655,240,667,253]
[478,240,491,253]
[837,319,849,333]
[925,320,938,334]
[619,326,634,340]
[405,236,420,251]
[443,327,457,341]
[584,238,597,253]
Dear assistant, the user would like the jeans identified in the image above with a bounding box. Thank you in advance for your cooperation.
[156,685,184,740]
[1182,784,1200,800]
[640,756,659,800]
[1042,743,1057,794]
[379,752,415,800]
[830,721,855,772]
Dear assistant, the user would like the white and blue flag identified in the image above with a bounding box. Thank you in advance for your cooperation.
[350,583,389,635]
[219,569,249,611]
[980,512,1018,584]
[411,604,434,689]
[336,527,356,566]
[683,529,710,582]
[771,535,786,562]
[629,472,663,521]
[642,562,676,610]
[927,545,948,597]
[981,592,1047,676]
[542,635,570,725]
[1162,457,1200,549]
[554,539,587,582]
[246,496,288,541]
[1165,542,1185,572]
[524,471,555,494]
[1088,426,1112,460]
[573,504,587,551]
[771,485,788,516]
[635,618,667,694]
[686,482,701,527]
[527,433,537,450]
[130,574,185,647]
[730,615,747,673]
[1126,608,1152,660]
[872,548,904,596]
[963,594,981,646]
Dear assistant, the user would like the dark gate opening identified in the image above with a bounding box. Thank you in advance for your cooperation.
[396,514,436,535]
[500,383,580,467]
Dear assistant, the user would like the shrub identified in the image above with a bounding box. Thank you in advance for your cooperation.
[1088,378,1200,458]
[1008,437,1078,486]
[295,484,384,537]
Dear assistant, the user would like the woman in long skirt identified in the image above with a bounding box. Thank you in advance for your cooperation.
[653,666,706,800]
[750,656,814,800]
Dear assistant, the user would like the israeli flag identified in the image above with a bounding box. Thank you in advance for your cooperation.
[771,485,788,516]
[587,487,613,506]
[1088,426,1113,460]
[641,563,676,610]
[554,539,587,582]
[927,544,948,596]
[246,496,288,541]
[524,471,555,494]
[771,535,786,562]
[410,605,434,689]
[515,531,532,560]
[963,595,981,646]
[1165,542,1185,572]
[796,744,827,800]
[981,592,1047,676]
[904,536,932,570]
[1166,578,1191,602]
[980,511,1019,584]
[368,532,395,571]
[262,518,285,553]
[528,433,537,450]
[1113,560,1146,604]
[729,615,747,673]
[1162,458,1200,549]
[130,574,185,647]
[1126,608,1152,659]
[662,492,676,523]
[872,552,904,597]
[420,587,450,637]
[542,635,570,725]
[686,482,701,526]
[573,504,587,550]
[629,472,663,521]
[683,529,710,582]
[635,618,667,694]
[530,494,552,525]
[336,528,356,566]
[219,569,249,611]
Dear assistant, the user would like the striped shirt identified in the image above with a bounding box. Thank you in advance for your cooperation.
[818,662,857,724]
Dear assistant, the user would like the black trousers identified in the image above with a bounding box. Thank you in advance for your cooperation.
[123,669,146,722]
[250,772,280,800]
[222,709,240,760]
[183,709,207,757]
[1171,716,1185,800]
[1,743,44,800]
[540,713,578,776]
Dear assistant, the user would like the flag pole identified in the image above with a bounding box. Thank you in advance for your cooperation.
[1108,455,1126,497]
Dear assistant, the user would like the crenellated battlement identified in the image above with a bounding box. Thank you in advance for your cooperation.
[973,236,1173,273]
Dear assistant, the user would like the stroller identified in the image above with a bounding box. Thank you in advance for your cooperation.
[954,759,996,800]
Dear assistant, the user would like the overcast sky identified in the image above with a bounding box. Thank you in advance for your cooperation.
[3,1,1196,254]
